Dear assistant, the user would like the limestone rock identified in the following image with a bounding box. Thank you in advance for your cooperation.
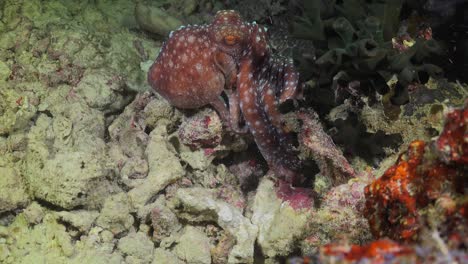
[172,187,257,263]
[118,231,155,264]
[174,226,212,264]
[128,125,185,209]
[96,193,134,235]
[0,166,29,213]
[152,248,184,264]
[251,178,313,258]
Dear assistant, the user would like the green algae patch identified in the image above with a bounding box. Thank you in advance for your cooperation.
[0,166,29,213]
[0,61,11,80]
[0,88,37,136]
[1,213,74,264]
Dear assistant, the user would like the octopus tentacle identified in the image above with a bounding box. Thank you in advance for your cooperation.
[226,90,248,133]
[238,57,303,185]
[279,59,302,103]
[213,52,238,92]
[210,96,231,126]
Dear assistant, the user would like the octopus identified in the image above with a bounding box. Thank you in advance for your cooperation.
[148,10,304,185]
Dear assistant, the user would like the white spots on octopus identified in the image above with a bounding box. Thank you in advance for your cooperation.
[187,35,195,43]
[195,62,203,73]
[181,53,188,63]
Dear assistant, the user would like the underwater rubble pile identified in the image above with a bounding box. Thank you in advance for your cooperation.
[0,0,467,264]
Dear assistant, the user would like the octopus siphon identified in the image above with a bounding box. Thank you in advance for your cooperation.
[148,10,304,185]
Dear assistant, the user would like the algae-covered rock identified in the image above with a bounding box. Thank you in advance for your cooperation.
[118,231,155,264]
[105,31,149,92]
[44,87,107,149]
[69,251,123,264]
[21,92,118,209]
[0,88,38,136]
[211,232,237,264]
[0,166,29,213]
[251,178,313,258]
[135,1,183,36]
[70,226,124,264]
[75,68,132,114]
[55,210,100,233]
[96,0,137,29]
[174,226,212,264]
[301,177,372,253]
[128,125,185,209]
[96,193,134,236]
[149,198,182,243]
[1,213,74,264]
[24,150,112,209]
[172,187,257,263]
[0,61,11,80]
[178,108,223,149]
[153,248,185,264]
[22,202,45,225]
[143,96,182,131]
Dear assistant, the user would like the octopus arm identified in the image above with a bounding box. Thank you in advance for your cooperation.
[226,89,248,133]
[238,57,304,185]
[213,51,238,90]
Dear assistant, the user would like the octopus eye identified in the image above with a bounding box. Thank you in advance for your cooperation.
[224,35,237,45]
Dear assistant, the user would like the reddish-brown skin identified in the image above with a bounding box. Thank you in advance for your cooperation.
[148,10,304,184]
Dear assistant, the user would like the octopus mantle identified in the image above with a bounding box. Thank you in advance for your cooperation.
[148,10,303,184]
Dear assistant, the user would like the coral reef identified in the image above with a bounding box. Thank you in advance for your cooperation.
[301,174,373,254]
[364,104,467,242]
[0,0,466,263]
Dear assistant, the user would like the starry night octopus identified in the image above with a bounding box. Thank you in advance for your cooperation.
[148,10,304,185]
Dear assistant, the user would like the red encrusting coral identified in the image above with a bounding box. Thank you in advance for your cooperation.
[434,106,468,164]
[363,103,467,242]
[276,180,314,210]
[320,239,416,264]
